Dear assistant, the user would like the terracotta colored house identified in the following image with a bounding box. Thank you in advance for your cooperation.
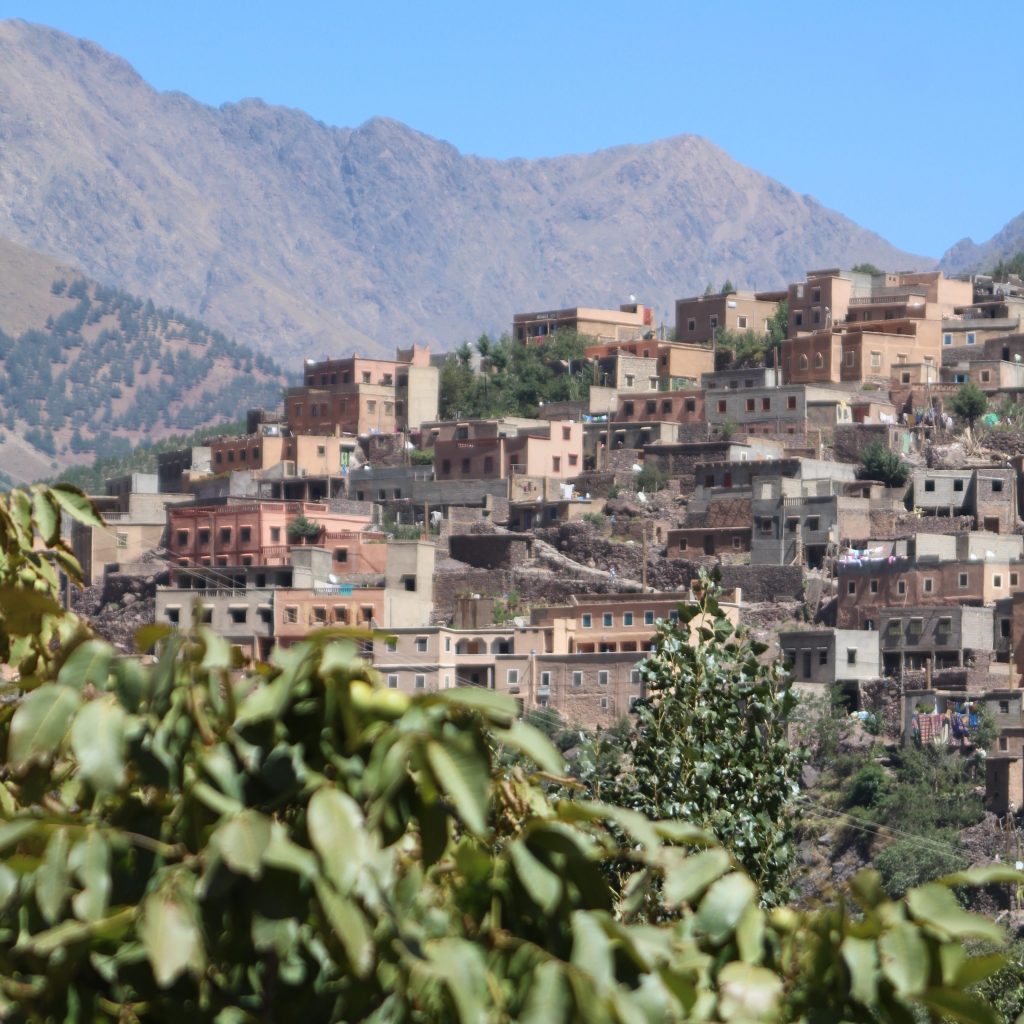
[434,420,583,480]
[286,346,438,437]
[168,501,376,571]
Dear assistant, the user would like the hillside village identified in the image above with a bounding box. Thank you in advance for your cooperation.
[69,264,1024,817]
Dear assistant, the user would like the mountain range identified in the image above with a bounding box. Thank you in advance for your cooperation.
[0,19,956,364]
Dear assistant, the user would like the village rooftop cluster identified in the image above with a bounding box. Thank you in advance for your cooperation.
[71,265,1024,814]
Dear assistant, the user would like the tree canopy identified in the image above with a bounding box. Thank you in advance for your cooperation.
[572,578,805,905]
[857,440,910,489]
[949,381,989,427]
[439,330,593,420]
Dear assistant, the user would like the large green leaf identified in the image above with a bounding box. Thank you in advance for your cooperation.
[307,787,368,894]
[519,960,569,1024]
[716,962,783,1021]
[7,683,82,769]
[662,848,732,907]
[430,687,518,721]
[211,810,272,880]
[695,873,757,946]
[70,829,111,922]
[35,826,70,924]
[30,488,60,547]
[920,987,1001,1024]
[58,640,114,692]
[841,935,879,1006]
[490,719,564,775]
[426,740,489,837]
[71,697,127,792]
[314,878,373,977]
[906,884,1004,943]
[0,588,64,636]
[139,892,204,988]
[509,840,562,913]
[570,912,614,989]
[50,485,105,529]
[422,936,490,1024]
[878,920,929,996]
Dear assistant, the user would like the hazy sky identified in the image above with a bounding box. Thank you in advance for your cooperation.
[2,0,1020,259]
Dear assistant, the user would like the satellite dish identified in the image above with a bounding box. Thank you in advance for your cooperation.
[328,574,339,584]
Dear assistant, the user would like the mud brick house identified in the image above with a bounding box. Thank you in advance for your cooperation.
[433,420,583,482]
[779,628,881,687]
[285,346,438,437]
[874,605,994,674]
[514,302,653,345]
[704,384,853,437]
[675,289,784,345]
[910,467,1018,532]
[613,389,705,426]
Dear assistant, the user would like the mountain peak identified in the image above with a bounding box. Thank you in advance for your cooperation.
[0,22,928,361]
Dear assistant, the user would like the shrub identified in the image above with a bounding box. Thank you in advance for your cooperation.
[286,512,321,541]
[857,440,909,488]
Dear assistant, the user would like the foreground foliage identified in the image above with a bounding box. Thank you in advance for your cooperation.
[0,487,1020,1022]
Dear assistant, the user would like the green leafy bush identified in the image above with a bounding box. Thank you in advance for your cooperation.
[857,440,909,488]
[0,489,1018,1022]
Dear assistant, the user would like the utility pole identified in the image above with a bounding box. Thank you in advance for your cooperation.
[641,522,648,593]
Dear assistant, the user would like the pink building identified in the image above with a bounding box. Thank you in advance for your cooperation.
[168,501,376,573]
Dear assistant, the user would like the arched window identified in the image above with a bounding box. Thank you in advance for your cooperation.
[814,352,824,369]
[798,354,809,370]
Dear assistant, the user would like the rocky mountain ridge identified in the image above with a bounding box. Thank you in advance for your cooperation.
[0,19,929,362]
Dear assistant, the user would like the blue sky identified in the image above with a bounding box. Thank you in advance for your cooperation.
[2,0,1020,259]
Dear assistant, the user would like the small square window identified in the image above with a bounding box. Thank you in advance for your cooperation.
[599,697,609,709]
[923,578,934,593]
[386,637,397,652]
[598,670,609,685]
[953,479,964,493]
[994,574,1003,588]
[572,671,582,688]
[1012,573,1019,587]
[869,579,878,594]
[603,613,613,627]
[387,674,399,689]
[818,649,828,666]
[507,669,519,684]
[623,612,633,626]
[959,573,968,588]
[993,479,1004,493]
[415,637,428,652]
[847,581,856,596]
[630,669,641,684]
[897,580,906,595]
[581,613,592,628]
[717,400,727,413]
[643,611,654,625]
[847,649,857,665]
[924,480,935,492]
[414,675,426,689]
